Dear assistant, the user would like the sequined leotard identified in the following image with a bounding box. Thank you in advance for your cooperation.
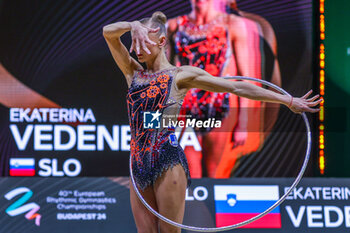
[126,67,191,190]
[174,15,231,133]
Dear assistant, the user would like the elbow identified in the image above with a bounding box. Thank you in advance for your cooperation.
[102,26,110,38]
[230,83,239,96]
[102,25,117,39]
[230,85,253,100]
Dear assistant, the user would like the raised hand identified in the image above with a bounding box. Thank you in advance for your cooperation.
[232,130,247,149]
[129,21,160,55]
[288,90,322,114]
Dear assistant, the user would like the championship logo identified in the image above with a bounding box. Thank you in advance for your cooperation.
[4,187,41,226]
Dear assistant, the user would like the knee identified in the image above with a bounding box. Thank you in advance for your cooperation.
[159,222,180,233]
[134,216,158,233]
[136,225,158,233]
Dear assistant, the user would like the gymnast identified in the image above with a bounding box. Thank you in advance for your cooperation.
[102,11,321,233]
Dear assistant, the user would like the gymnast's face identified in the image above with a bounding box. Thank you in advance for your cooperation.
[227,0,237,9]
[191,0,213,13]
[136,23,167,63]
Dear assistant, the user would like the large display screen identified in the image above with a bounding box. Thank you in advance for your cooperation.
[321,0,350,177]
[0,0,314,178]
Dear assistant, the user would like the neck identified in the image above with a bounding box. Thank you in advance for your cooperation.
[145,51,172,72]
[190,4,220,24]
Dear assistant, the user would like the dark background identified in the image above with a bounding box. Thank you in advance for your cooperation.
[0,0,318,177]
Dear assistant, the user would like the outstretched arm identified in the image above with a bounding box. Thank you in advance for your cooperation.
[0,64,61,108]
[177,66,321,114]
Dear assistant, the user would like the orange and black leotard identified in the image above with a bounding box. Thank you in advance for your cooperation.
[126,67,191,190]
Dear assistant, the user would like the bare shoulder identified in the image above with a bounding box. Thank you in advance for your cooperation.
[227,14,253,40]
[178,65,194,71]
[227,14,246,27]
[240,11,277,51]
[177,65,203,76]
[242,12,273,30]
[175,65,199,91]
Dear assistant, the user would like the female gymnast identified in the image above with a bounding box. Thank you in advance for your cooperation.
[102,11,321,233]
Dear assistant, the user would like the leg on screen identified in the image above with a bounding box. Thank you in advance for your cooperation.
[183,131,203,178]
[130,180,159,233]
[154,164,187,233]
[178,126,203,178]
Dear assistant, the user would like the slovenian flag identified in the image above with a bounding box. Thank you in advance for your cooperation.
[9,158,35,176]
[214,185,281,228]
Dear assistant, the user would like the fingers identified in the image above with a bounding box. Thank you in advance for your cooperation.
[231,131,246,149]
[148,27,160,33]
[307,99,323,107]
[306,94,319,102]
[129,40,134,53]
[135,39,140,55]
[297,105,321,114]
[232,140,244,149]
[233,140,244,148]
[305,107,320,113]
[129,24,158,55]
[141,40,151,54]
[301,89,313,99]
[129,25,158,55]
[145,37,157,45]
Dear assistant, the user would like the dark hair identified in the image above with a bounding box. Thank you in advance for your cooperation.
[140,11,167,35]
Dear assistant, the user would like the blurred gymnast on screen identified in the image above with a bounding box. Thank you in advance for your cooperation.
[102,11,321,233]
[167,0,282,178]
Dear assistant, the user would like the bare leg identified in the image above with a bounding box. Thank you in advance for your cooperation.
[204,94,239,177]
[182,131,203,178]
[154,164,187,233]
[203,130,233,178]
[130,179,159,233]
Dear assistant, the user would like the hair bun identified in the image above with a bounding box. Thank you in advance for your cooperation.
[152,11,167,24]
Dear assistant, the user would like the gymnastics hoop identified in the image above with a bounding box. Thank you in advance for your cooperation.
[129,76,312,232]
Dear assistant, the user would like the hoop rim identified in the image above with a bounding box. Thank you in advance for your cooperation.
[129,76,312,232]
